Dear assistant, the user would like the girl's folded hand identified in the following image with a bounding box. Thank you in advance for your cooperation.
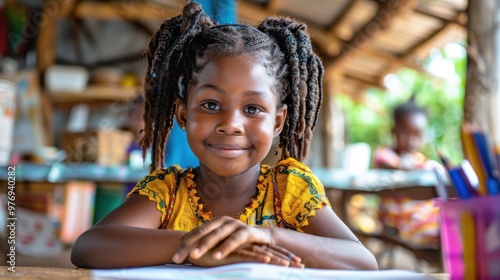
[187,243,304,268]
[172,216,300,266]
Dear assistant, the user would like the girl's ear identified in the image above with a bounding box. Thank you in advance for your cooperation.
[175,98,187,129]
[273,105,287,138]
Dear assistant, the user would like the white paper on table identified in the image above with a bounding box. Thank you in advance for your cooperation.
[92,263,433,280]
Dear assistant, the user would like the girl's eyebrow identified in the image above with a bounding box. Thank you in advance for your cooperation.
[198,84,272,98]
[198,84,223,93]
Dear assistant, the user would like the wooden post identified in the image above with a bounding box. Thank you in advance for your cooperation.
[320,68,345,168]
[464,1,500,146]
[36,0,76,145]
[36,0,75,76]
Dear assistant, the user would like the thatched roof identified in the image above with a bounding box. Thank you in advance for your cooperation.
[238,0,467,98]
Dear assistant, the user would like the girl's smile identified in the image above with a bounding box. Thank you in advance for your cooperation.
[207,142,251,159]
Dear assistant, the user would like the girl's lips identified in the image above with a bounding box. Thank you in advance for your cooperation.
[207,143,250,158]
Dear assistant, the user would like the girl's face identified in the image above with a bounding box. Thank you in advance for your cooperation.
[393,113,427,154]
[176,55,287,177]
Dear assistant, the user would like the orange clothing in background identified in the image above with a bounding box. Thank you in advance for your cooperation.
[373,147,440,247]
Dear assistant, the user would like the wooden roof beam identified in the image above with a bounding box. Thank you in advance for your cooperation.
[414,8,467,27]
[340,83,371,101]
[344,73,382,89]
[326,0,362,36]
[327,0,415,69]
[403,21,465,60]
[237,1,339,56]
[57,1,340,59]
[60,2,179,20]
[377,20,465,84]
[267,0,285,13]
[361,48,427,72]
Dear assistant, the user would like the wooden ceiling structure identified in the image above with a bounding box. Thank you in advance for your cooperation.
[239,0,467,99]
[38,0,468,99]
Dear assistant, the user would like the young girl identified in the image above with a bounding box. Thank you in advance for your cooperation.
[373,98,431,170]
[71,3,377,270]
[373,98,440,246]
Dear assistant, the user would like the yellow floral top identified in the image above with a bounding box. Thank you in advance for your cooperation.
[127,158,330,233]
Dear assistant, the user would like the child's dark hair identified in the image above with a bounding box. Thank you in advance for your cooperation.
[141,2,323,171]
[393,94,427,125]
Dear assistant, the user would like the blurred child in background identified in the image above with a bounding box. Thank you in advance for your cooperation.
[373,97,440,247]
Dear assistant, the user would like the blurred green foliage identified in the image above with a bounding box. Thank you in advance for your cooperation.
[337,42,466,165]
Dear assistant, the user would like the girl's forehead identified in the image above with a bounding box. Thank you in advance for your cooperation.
[197,55,272,82]
[194,52,274,80]
[198,46,270,64]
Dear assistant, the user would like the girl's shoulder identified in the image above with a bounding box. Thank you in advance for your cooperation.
[131,165,194,194]
[267,157,313,173]
[127,165,195,227]
[264,157,322,189]
[264,158,330,231]
[140,165,185,182]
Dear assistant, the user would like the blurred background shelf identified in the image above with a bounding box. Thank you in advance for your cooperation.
[50,86,140,104]
[0,163,148,183]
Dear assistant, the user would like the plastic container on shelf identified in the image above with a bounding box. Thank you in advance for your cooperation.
[45,65,89,93]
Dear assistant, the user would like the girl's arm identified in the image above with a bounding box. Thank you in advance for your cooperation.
[268,206,379,270]
[174,207,378,270]
[71,194,301,268]
[71,194,185,268]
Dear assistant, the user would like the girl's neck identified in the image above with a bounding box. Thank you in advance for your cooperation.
[194,163,261,200]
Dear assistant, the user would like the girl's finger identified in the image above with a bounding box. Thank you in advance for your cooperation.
[266,244,302,263]
[250,245,290,266]
[173,221,224,263]
[253,245,304,268]
[173,217,239,263]
[253,245,288,260]
[290,262,305,268]
[231,248,273,264]
[212,228,253,260]
[183,217,227,244]
[189,220,242,259]
[213,227,272,260]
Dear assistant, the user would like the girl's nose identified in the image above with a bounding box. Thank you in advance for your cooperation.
[216,110,244,135]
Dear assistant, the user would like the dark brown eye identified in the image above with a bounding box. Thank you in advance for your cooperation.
[202,101,220,111]
[245,105,261,114]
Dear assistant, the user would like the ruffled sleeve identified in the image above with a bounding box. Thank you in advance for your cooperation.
[277,158,331,232]
[126,165,182,223]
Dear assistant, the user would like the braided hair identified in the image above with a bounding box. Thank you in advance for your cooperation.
[142,2,323,172]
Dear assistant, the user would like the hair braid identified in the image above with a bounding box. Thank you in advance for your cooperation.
[142,17,181,168]
[142,3,214,172]
[259,21,299,159]
[295,26,312,158]
[258,18,323,161]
